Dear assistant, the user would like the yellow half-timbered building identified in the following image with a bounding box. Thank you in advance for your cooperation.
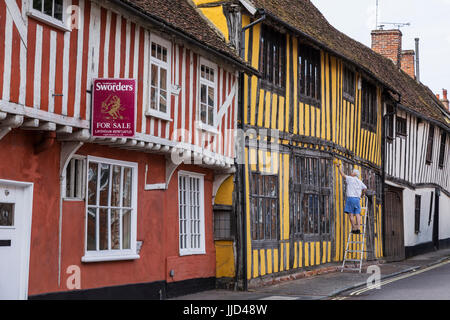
[195,0,392,287]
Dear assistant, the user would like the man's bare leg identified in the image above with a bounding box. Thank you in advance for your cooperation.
[355,214,362,230]
[349,214,357,231]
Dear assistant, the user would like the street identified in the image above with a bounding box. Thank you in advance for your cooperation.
[334,259,450,300]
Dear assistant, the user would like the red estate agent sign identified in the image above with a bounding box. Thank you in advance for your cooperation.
[92,79,136,138]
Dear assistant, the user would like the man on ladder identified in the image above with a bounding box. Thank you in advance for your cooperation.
[337,163,367,234]
[337,162,369,272]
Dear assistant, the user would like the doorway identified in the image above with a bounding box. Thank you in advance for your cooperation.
[383,185,405,261]
[0,180,33,300]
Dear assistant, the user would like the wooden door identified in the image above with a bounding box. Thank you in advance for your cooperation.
[384,185,405,261]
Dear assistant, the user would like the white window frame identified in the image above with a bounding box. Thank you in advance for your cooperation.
[27,0,71,32]
[82,156,139,263]
[63,155,86,201]
[145,34,172,121]
[178,171,206,256]
[197,58,218,134]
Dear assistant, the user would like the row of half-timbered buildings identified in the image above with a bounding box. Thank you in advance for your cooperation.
[0,0,448,299]
[193,0,450,289]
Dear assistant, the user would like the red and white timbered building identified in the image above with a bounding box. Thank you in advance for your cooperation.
[0,0,252,299]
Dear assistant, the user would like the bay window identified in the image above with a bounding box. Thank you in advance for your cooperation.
[83,156,138,262]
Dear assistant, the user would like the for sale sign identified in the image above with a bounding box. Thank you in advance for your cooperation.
[92,79,136,137]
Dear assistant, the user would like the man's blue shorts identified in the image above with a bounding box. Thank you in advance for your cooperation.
[344,197,361,215]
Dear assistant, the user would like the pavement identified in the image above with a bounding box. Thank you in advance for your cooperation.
[170,248,450,300]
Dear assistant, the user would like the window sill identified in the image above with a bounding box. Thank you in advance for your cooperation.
[197,123,219,135]
[343,93,355,104]
[81,253,140,263]
[27,10,71,32]
[145,109,172,122]
[179,250,206,257]
[298,95,321,108]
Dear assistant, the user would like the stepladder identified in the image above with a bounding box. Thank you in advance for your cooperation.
[341,196,369,273]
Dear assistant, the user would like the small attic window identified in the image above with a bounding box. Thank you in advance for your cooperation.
[343,67,355,103]
[361,79,377,131]
[260,25,286,94]
[298,42,321,107]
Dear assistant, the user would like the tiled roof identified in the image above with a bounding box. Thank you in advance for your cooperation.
[247,0,449,128]
[116,0,253,72]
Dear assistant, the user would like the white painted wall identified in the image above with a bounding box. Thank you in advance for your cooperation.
[403,187,435,247]
[439,193,450,241]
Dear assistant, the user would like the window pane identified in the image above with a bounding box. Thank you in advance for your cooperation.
[208,106,214,126]
[271,200,277,239]
[43,0,53,16]
[160,90,167,113]
[151,64,158,87]
[162,48,167,63]
[0,203,14,226]
[150,87,157,110]
[33,0,42,11]
[201,65,205,79]
[151,43,156,58]
[111,166,121,207]
[99,208,108,250]
[201,85,206,104]
[157,45,162,60]
[111,209,120,250]
[200,103,207,123]
[99,164,110,207]
[88,162,98,205]
[160,68,167,91]
[123,167,132,208]
[87,208,97,251]
[122,210,131,249]
[208,86,214,107]
[54,0,63,20]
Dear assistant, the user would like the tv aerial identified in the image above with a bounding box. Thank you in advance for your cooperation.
[375,0,411,30]
[377,22,411,30]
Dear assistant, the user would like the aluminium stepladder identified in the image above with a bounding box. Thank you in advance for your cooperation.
[341,196,369,273]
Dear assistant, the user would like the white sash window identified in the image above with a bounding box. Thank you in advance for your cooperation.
[146,34,172,121]
[178,172,205,256]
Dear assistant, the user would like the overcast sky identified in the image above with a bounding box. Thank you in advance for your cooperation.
[311,0,450,96]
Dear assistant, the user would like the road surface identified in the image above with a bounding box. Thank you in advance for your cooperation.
[334,259,450,300]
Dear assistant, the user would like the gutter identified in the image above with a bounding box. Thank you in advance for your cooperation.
[396,103,450,132]
[111,0,259,77]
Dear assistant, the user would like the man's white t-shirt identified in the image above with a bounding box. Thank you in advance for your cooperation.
[345,175,367,198]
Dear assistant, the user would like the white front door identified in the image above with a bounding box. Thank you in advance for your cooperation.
[0,181,33,300]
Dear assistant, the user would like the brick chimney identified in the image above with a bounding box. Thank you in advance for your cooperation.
[371,29,403,66]
[400,50,415,78]
[441,89,449,110]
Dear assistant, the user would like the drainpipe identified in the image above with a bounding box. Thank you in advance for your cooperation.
[237,9,265,292]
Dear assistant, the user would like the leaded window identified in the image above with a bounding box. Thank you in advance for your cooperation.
[426,125,435,164]
[250,173,279,242]
[361,80,377,131]
[260,25,286,93]
[298,43,321,107]
[292,156,332,239]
